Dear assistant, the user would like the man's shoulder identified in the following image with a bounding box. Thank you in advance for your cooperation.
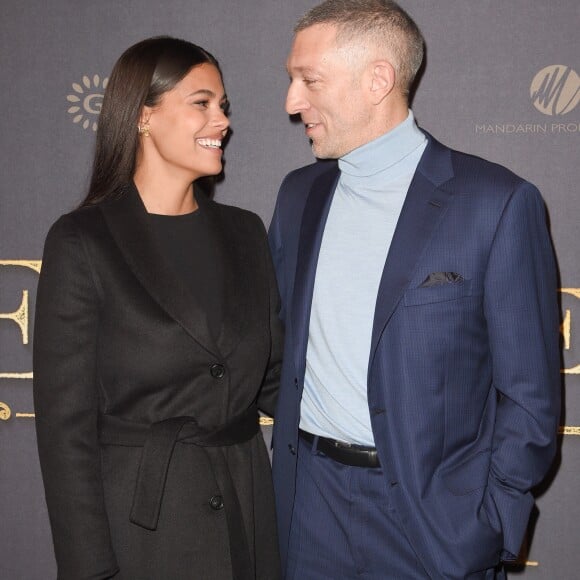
[280,159,338,193]
[452,149,525,188]
[426,134,529,192]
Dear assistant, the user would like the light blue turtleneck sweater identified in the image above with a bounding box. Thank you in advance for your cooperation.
[300,111,427,446]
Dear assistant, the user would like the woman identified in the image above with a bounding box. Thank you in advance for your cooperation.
[33,37,282,580]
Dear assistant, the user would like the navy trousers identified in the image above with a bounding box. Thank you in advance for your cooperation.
[286,435,503,579]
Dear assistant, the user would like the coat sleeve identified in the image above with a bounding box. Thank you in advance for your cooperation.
[482,182,560,560]
[255,215,284,417]
[33,214,119,579]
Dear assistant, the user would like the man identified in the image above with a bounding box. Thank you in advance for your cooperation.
[268,1,561,579]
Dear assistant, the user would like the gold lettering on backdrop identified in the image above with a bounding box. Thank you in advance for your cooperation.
[562,309,571,350]
[0,260,41,379]
[559,426,580,436]
[0,372,33,379]
[0,260,42,273]
[560,288,580,374]
[0,290,29,344]
[0,401,12,420]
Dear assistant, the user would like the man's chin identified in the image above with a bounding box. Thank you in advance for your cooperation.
[311,142,334,160]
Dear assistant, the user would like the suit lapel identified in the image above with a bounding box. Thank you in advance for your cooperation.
[292,164,340,375]
[369,134,455,368]
[100,183,221,358]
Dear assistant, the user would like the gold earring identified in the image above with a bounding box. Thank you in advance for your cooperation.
[138,122,150,137]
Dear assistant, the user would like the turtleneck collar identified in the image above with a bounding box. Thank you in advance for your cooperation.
[338,110,425,178]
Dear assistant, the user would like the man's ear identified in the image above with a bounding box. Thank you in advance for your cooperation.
[369,60,396,104]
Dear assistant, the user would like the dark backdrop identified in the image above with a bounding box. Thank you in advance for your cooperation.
[1,1,578,577]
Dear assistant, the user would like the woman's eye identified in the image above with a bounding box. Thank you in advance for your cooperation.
[221,101,231,115]
[193,100,210,108]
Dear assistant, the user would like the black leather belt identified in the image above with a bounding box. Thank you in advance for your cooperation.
[99,405,259,580]
[299,429,380,468]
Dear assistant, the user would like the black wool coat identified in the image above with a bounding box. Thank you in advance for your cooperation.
[33,184,283,580]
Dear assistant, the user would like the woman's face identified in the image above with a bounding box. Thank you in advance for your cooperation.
[141,63,230,182]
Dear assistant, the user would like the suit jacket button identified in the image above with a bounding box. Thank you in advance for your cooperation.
[209,495,224,510]
[294,377,298,388]
[210,363,225,379]
[288,444,296,455]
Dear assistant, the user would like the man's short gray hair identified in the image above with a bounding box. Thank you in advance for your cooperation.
[295,0,424,96]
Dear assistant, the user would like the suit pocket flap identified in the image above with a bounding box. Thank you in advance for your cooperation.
[404,279,472,306]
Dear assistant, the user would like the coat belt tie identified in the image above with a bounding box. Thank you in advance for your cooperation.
[98,404,259,580]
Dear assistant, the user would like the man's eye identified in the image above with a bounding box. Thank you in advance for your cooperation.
[303,78,318,87]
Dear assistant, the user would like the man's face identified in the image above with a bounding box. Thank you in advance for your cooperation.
[286,24,373,159]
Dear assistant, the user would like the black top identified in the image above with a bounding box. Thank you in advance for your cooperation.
[148,208,223,339]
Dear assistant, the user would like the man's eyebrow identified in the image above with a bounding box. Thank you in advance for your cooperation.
[286,66,321,76]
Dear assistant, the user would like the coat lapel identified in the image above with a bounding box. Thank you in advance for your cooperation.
[369,133,455,369]
[100,183,221,358]
[292,164,340,376]
[196,191,248,358]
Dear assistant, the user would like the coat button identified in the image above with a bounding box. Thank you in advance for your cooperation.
[209,495,224,510]
[210,363,225,379]
[294,377,298,388]
[288,444,296,455]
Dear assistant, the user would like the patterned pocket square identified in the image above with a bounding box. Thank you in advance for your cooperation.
[420,272,464,287]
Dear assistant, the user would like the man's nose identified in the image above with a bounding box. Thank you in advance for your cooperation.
[286,81,309,115]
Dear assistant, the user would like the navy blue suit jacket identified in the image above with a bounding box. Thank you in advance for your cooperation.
[268,133,560,578]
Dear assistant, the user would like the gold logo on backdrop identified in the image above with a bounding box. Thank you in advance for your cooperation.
[67,75,108,132]
[530,65,579,116]
[476,66,579,134]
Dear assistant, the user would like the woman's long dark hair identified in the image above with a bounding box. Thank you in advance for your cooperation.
[81,37,220,206]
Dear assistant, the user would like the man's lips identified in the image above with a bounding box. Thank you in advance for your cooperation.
[304,122,321,136]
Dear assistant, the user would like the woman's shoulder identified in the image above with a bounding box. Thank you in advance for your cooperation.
[209,198,266,233]
[44,203,106,247]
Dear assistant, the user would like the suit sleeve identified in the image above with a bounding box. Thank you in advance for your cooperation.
[482,182,560,560]
[33,215,119,579]
[255,214,284,417]
[267,179,288,323]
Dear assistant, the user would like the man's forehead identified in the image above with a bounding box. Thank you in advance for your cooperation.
[293,22,338,47]
[287,25,338,70]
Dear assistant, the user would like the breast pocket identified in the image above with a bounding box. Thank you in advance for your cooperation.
[403,279,473,306]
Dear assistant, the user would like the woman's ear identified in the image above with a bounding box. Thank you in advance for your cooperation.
[139,106,153,127]
[137,106,153,136]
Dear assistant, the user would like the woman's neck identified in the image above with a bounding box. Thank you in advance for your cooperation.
[133,167,198,215]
